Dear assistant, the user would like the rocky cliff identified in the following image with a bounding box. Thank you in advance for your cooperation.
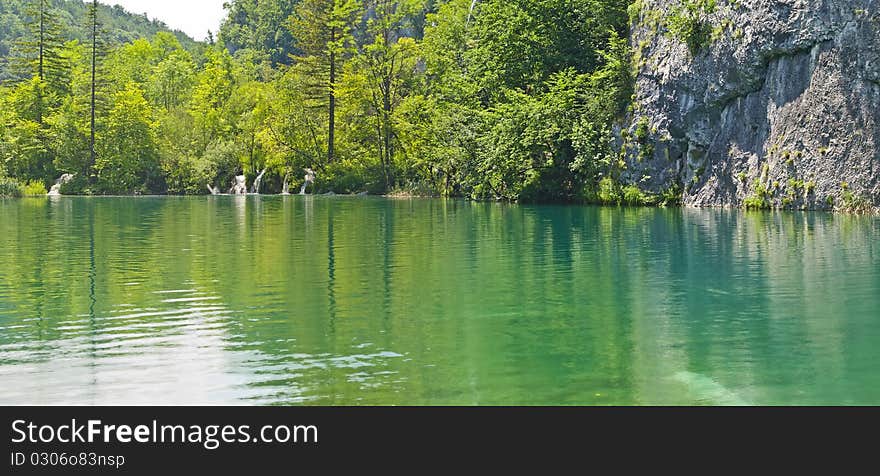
[625,0,880,211]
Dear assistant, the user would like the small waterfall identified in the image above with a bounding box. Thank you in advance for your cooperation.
[251,169,267,194]
[300,168,316,195]
[207,184,220,195]
[282,176,291,195]
[229,175,248,195]
[467,0,480,27]
[47,174,75,196]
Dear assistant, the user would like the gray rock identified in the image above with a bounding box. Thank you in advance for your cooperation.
[625,0,879,211]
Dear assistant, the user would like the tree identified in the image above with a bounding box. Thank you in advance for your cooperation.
[290,0,360,164]
[0,0,636,200]
[149,50,196,110]
[1,78,54,182]
[263,66,329,183]
[408,0,631,201]
[96,83,161,193]
[85,0,109,181]
[219,0,299,65]
[12,0,68,115]
[189,48,236,150]
[353,0,424,189]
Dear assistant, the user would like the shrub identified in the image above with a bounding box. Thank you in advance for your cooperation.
[0,176,22,197]
[659,184,683,206]
[744,180,771,209]
[622,184,642,205]
[597,177,621,204]
[317,161,385,195]
[20,181,47,196]
[59,174,94,195]
[666,0,716,54]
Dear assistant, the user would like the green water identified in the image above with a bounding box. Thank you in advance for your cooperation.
[0,197,878,405]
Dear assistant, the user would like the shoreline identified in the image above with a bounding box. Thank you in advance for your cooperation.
[3,193,877,215]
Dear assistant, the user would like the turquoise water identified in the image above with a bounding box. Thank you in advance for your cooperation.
[0,196,878,405]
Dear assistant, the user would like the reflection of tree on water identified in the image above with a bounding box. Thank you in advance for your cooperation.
[326,199,337,332]
[381,205,393,329]
[87,200,99,397]
[1,198,879,405]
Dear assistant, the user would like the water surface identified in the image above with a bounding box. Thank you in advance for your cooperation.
[0,197,878,405]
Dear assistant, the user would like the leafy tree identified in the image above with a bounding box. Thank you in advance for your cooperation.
[350,0,424,189]
[219,0,299,65]
[148,49,196,110]
[0,0,200,82]
[1,78,54,183]
[95,83,161,193]
[12,0,68,102]
[262,66,329,182]
[290,0,360,164]
[189,48,236,151]
[85,0,109,181]
[0,0,637,200]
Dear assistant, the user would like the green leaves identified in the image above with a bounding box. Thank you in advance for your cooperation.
[665,0,716,54]
[95,83,160,194]
[413,0,632,201]
[0,0,637,200]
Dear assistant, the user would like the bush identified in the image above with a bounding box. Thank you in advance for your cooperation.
[0,176,22,197]
[20,181,48,196]
[666,0,716,54]
[60,174,95,195]
[659,184,683,206]
[623,184,647,205]
[162,155,216,195]
[317,161,384,195]
[597,176,621,204]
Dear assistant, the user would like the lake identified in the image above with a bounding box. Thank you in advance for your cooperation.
[0,196,878,405]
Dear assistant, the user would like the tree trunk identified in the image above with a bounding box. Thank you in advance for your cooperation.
[38,0,44,82]
[328,27,336,164]
[88,0,97,182]
[383,80,393,189]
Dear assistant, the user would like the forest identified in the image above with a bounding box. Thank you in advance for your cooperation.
[0,0,641,203]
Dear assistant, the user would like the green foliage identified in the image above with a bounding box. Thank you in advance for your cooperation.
[628,0,645,25]
[94,83,161,194]
[665,0,716,55]
[744,180,771,209]
[595,176,621,204]
[659,184,683,206]
[622,184,649,205]
[409,0,632,202]
[584,177,663,207]
[0,175,23,197]
[219,0,299,66]
[20,179,47,195]
[0,0,666,206]
[633,116,654,161]
[0,0,199,82]
[840,184,871,212]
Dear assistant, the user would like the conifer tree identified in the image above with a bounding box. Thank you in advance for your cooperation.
[290,0,360,164]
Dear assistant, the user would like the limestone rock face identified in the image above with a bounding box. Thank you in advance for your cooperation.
[625,0,880,210]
